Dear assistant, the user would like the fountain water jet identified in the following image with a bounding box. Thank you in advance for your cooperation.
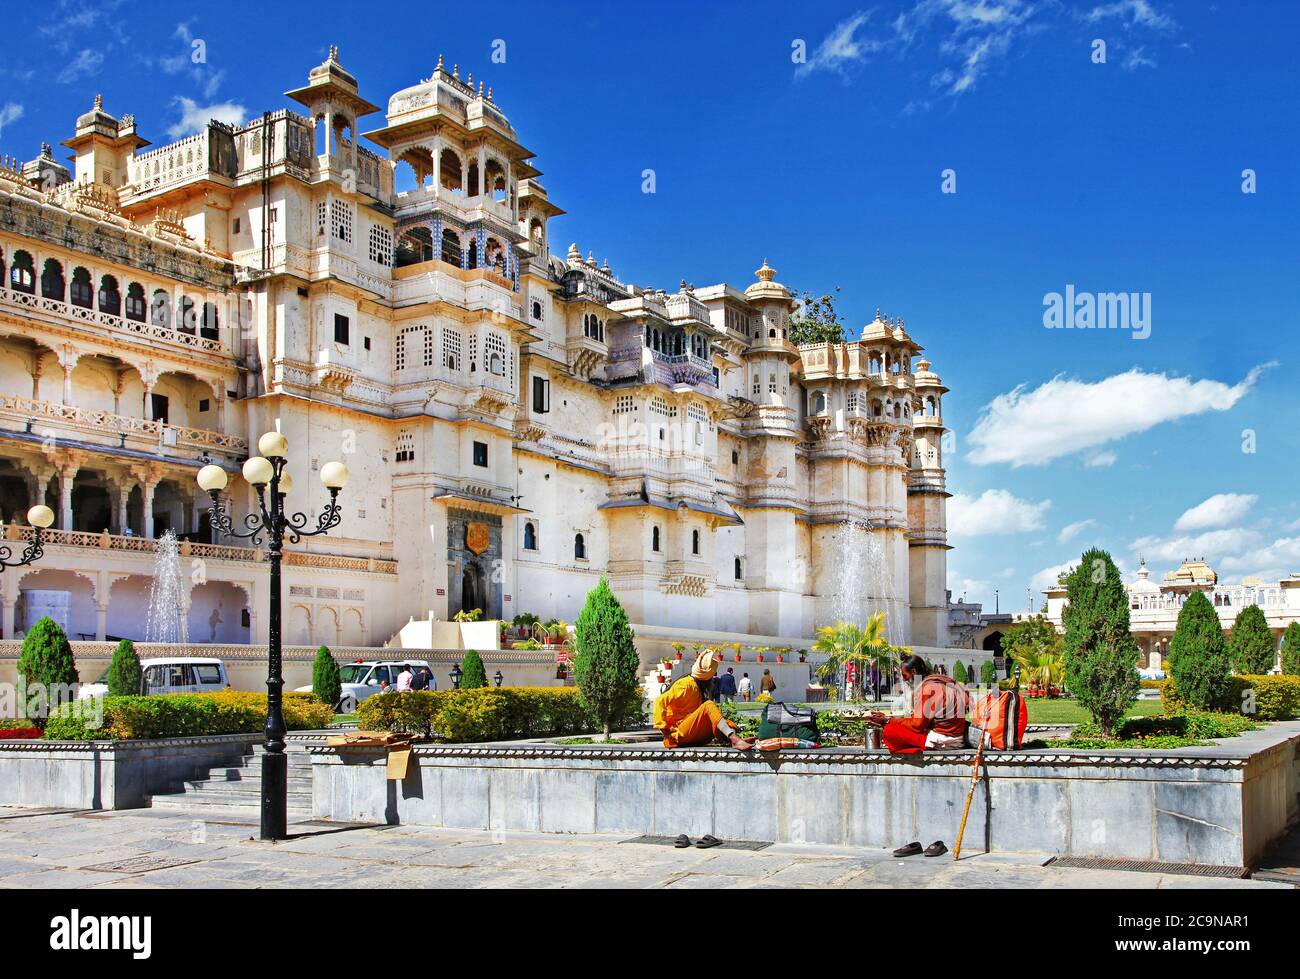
[145,530,189,645]
[827,520,900,644]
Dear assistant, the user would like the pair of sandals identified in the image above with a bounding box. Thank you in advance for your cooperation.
[674,833,723,849]
[893,840,947,858]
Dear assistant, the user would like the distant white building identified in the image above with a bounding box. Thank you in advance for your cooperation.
[1044,558,1299,672]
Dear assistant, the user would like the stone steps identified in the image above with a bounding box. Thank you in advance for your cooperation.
[147,746,314,817]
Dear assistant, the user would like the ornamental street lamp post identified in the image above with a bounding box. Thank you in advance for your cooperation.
[197,433,349,841]
[493,670,504,688]
[0,505,55,572]
[451,663,462,690]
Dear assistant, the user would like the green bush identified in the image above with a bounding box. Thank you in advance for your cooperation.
[573,577,641,739]
[1280,622,1300,676]
[1061,549,1140,737]
[953,661,968,683]
[1228,604,1276,675]
[43,690,333,741]
[1161,674,1300,721]
[105,639,142,696]
[17,618,79,720]
[355,687,645,743]
[460,649,488,689]
[1168,591,1231,711]
[980,660,997,685]
[312,646,342,707]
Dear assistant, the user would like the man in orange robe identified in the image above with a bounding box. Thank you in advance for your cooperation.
[654,650,754,750]
[868,654,968,755]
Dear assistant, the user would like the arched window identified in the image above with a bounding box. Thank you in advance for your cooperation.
[812,391,827,415]
[151,290,171,328]
[488,352,503,375]
[523,522,537,551]
[439,148,463,192]
[125,282,146,321]
[574,533,586,560]
[10,250,35,293]
[98,275,120,315]
[178,296,196,334]
[40,259,65,300]
[652,526,660,552]
[692,529,700,555]
[735,557,743,580]
[531,300,542,320]
[441,228,461,265]
[70,267,92,308]
[467,238,478,270]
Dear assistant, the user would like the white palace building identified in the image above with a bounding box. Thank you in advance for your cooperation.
[0,50,955,663]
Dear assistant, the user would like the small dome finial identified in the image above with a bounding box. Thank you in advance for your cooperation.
[453,64,459,79]
[436,53,444,70]
[328,45,339,62]
[93,93,103,110]
[478,81,484,97]
[755,259,775,282]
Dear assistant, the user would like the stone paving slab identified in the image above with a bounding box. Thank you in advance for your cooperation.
[0,807,1290,889]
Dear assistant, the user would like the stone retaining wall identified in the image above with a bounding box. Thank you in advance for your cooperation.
[310,721,1300,869]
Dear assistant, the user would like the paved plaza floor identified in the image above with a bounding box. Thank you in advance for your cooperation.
[0,807,1290,889]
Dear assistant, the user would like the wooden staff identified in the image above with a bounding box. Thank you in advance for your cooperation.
[953,735,985,862]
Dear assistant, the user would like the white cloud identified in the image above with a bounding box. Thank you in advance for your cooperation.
[795,11,883,79]
[1031,560,1075,593]
[1218,537,1300,581]
[967,366,1270,467]
[167,98,246,139]
[1084,0,1177,32]
[1058,518,1097,544]
[1129,528,1262,567]
[949,489,1051,536]
[1123,45,1158,70]
[0,102,22,137]
[57,49,104,84]
[1173,493,1258,533]
[1084,450,1117,468]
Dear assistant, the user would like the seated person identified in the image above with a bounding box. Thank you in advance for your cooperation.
[866,654,968,755]
[654,650,753,750]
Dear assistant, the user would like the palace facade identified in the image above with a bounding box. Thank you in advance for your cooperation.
[0,49,951,652]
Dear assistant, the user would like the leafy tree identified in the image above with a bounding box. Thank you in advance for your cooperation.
[17,618,78,724]
[788,288,846,346]
[105,639,142,696]
[573,577,640,739]
[813,614,905,698]
[953,660,968,683]
[1002,615,1063,667]
[1061,549,1140,737]
[312,645,342,708]
[1227,604,1276,675]
[1282,622,1300,676]
[460,649,488,689]
[980,659,998,685]
[1168,590,1231,710]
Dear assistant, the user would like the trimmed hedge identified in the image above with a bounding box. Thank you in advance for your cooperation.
[43,691,333,741]
[356,687,646,742]
[1160,674,1300,721]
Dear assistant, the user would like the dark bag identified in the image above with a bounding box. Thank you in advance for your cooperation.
[757,702,819,743]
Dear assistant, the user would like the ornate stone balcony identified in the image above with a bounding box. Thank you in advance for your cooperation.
[0,286,227,356]
[0,394,248,457]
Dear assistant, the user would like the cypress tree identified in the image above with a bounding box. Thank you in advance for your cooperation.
[17,618,79,725]
[1227,604,1276,675]
[573,577,640,739]
[312,645,342,708]
[1062,548,1140,737]
[1168,590,1231,710]
[980,659,997,685]
[460,648,488,689]
[1282,622,1300,676]
[953,660,968,683]
[105,639,142,696]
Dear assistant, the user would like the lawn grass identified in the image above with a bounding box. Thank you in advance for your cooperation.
[1026,697,1161,725]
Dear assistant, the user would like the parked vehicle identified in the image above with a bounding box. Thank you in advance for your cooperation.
[77,657,230,700]
[293,660,432,712]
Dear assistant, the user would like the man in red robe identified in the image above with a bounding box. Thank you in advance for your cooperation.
[867,655,968,754]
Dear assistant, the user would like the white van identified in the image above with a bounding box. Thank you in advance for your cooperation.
[294,660,433,712]
[78,657,230,700]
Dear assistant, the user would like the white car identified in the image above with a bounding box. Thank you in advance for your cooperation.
[78,657,230,699]
[294,660,434,712]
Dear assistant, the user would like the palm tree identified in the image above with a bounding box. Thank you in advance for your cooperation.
[814,613,897,699]
[1012,647,1065,694]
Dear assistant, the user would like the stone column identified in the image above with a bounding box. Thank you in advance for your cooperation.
[141,481,157,539]
[142,381,154,420]
[2,598,15,640]
[61,363,74,405]
[96,603,108,641]
[431,134,441,192]
[57,465,77,531]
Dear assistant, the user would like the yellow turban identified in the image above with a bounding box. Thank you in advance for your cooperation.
[690,649,720,681]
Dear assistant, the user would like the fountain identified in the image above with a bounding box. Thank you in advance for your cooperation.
[145,530,189,645]
[827,520,899,643]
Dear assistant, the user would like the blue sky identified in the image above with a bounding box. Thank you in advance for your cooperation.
[2,0,1297,612]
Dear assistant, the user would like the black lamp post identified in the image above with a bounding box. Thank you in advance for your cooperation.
[451,663,462,689]
[493,670,504,688]
[0,505,55,572]
[196,434,348,841]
